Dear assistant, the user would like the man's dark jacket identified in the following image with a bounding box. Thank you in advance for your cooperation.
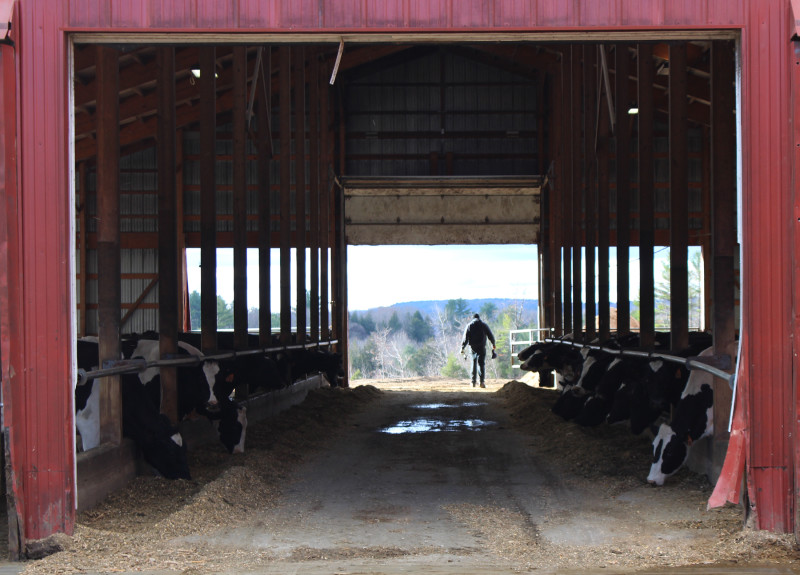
[461,318,496,353]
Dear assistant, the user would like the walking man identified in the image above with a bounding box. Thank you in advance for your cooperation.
[460,313,496,388]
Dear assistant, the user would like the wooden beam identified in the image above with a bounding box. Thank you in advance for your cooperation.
[258,48,273,348]
[669,43,690,350]
[233,46,249,360]
[638,44,656,350]
[96,45,122,446]
[597,46,611,342]
[571,46,583,341]
[615,43,632,335]
[584,45,597,341]
[200,46,218,354]
[562,49,573,336]
[295,46,307,343]
[711,40,737,440]
[279,47,292,345]
[553,63,564,337]
[122,276,159,327]
[320,65,331,341]
[309,53,321,343]
[157,46,179,422]
[78,162,88,337]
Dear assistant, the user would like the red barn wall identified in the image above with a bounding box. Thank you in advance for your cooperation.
[0,0,796,546]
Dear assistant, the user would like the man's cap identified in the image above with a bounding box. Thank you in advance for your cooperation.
[474,313,480,319]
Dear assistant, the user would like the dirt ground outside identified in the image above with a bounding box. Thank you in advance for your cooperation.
[19,377,800,574]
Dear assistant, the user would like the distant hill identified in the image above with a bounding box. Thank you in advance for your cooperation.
[351,298,538,323]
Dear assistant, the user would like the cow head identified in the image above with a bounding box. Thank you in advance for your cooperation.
[647,423,688,486]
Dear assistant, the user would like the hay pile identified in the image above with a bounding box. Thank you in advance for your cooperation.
[22,385,383,574]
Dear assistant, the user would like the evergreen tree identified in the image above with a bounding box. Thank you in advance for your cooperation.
[444,299,472,333]
[387,311,402,333]
[217,295,233,329]
[480,301,498,322]
[189,290,201,330]
[406,311,433,342]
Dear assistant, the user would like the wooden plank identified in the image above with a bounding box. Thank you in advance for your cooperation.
[157,46,178,423]
[295,46,307,343]
[233,46,248,358]
[669,43,689,350]
[638,43,656,349]
[584,45,597,341]
[553,64,564,337]
[562,49,573,336]
[309,52,321,343]
[615,43,631,335]
[320,64,331,342]
[78,162,88,337]
[597,47,611,342]
[177,132,188,332]
[96,45,122,446]
[711,40,736,439]
[258,48,273,348]
[200,46,218,354]
[280,47,292,345]
[571,46,583,340]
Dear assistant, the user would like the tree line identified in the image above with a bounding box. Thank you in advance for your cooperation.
[349,298,537,381]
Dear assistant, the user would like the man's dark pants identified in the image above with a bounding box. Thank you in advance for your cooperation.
[470,349,486,385]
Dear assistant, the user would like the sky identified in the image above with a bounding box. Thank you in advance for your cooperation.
[186,244,680,313]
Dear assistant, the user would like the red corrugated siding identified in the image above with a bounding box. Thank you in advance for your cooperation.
[4,0,797,544]
[743,0,795,531]
[0,35,23,558]
[61,0,749,30]
[14,0,75,542]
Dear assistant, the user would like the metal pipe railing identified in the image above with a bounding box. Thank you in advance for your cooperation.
[76,339,339,386]
[543,338,735,387]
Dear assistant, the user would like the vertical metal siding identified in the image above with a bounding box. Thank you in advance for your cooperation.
[0,32,23,558]
[743,0,795,531]
[17,0,74,541]
[61,0,748,30]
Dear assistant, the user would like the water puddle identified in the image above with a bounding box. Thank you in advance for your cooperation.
[380,418,497,434]
[411,402,487,409]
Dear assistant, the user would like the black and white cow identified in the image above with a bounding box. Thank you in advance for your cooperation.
[75,337,191,479]
[123,335,247,454]
[648,346,717,485]
[76,335,246,459]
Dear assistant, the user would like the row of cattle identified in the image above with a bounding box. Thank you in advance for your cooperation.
[518,332,730,485]
[75,332,344,480]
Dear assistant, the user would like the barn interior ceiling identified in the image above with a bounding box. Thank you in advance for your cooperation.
[73,41,713,164]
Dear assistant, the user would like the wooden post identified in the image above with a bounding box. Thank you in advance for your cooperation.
[669,43,689,351]
[571,46,583,341]
[199,46,218,354]
[78,162,88,337]
[320,69,331,342]
[294,47,307,344]
[584,45,597,341]
[542,74,556,333]
[157,46,179,422]
[96,45,122,446]
[279,47,292,345]
[711,40,737,444]
[233,46,248,357]
[563,48,573,336]
[597,46,611,342]
[309,52,321,344]
[615,43,631,335]
[638,43,656,349]
[553,64,564,337]
[258,48,273,348]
